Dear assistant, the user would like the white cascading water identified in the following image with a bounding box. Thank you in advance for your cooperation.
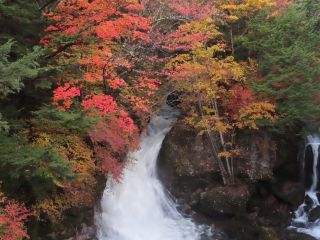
[95,106,212,240]
[290,135,320,238]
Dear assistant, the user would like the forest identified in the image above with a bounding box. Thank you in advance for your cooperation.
[0,0,319,239]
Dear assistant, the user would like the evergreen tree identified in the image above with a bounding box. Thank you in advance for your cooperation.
[0,40,43,98]
[240,1,320,130]
[0,134,74,200]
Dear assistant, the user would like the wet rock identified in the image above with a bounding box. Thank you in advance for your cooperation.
[237,131,276,181]
[198,184,250,217]
[190,188,203,207]
[309,206,320,222]
[218,219,281,240]
[158,123,221,202]
[255,195,290,227]
[270,181,305,207]
[283,230,317,240]
[166,91,180,107]
[159,123,219,178]
[305,195,314,210]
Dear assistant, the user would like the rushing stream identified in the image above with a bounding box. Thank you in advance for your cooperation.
[290,135,320,238]
[95,106,212,240]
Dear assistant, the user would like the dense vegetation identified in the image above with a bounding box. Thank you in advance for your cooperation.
[0,0,319,238]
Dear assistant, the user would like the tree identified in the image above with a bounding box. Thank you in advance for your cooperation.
[0,191,30,240]
[164,0,276,184]
[240,0,320,131]
[0,133,74,200]
[0,40,43,98]
[42,0,163,179]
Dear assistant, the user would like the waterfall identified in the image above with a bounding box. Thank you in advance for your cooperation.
[290,135,320,238]
[95,106,212,240]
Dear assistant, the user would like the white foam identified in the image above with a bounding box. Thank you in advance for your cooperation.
[95,107,212,240]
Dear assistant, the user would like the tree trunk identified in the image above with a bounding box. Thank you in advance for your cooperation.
[230,27,235,56]
[212,99,234,184]
[197,99,229,185]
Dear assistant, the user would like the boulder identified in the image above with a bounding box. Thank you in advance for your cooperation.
[218,220,281,240]
[159,123,219,178]
[158,123,221,201]
[283,230,317,240]
[254,195,291,227]
[198,184,250,217]
[237,131,276,181]
[309,206,320,222]
[270,181,305,207]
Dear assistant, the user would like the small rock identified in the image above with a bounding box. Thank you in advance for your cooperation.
[309,206,320,222]
[284,230,317,240]
[305,195,314,210]
[270,181,304,207]
[198,184,250,217]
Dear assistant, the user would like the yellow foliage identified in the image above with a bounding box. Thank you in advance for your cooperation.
[0,191,5,204]
[218,148,241,158]
[33,133,52,147]
[33,194,71,223]
[219,0,273,21]
[236,101,277,129]
[30,127,97,223]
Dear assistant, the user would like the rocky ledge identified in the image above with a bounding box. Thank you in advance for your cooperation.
[158,121,309,240]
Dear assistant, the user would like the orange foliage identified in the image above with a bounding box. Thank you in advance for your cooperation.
[31,130,96,222]
[43,0,162,179]
[0,193,30,240]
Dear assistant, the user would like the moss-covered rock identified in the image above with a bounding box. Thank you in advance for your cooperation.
[159,122,219,178]
[198,184,250,217]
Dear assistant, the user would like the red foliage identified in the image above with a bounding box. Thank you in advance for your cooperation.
[273,0,291,13]
[82,95,117,116]
[108,78,126,90]
[168,0,215,20]
[53,84,81,110]
[227,85,254,118]
[161,1,217,52]
[89,120,138,179]
[43,0,152,44]
[117,113,137,133]
[0,200,30,240]
[44,0,163,178]
[44,0,161,117]
[95,147,124,180]
[89,121,128,152]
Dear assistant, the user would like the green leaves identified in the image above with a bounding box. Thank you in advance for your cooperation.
[32,106,96,134]
[240,1,320,130]
[0,113,9,133]
[0,40,44,98]
[0,133,74,199]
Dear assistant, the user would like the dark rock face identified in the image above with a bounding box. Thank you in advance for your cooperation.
[198,185,250,217]
[158,123,221,204]
[252,195,291,227]
[283,230,317,240]
[309,206,320,222]
[159,123,219,178]
[270,181,305,208]
[158,121,306,240]
[238,132,276,181]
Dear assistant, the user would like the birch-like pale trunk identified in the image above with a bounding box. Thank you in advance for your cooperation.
[212,99,234,184]
[197,99,229,185]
